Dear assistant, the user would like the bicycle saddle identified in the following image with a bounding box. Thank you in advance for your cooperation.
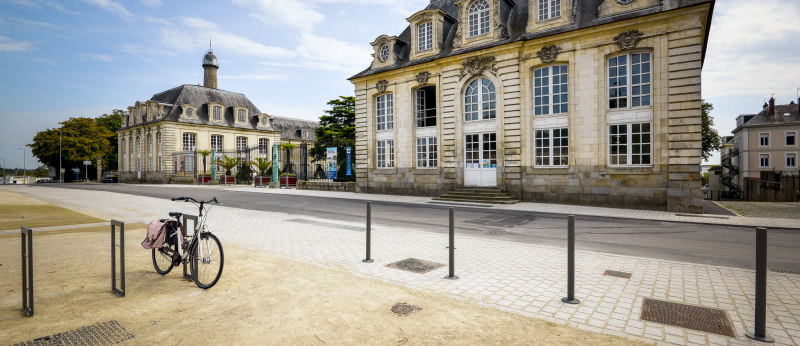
[169,212,183,218]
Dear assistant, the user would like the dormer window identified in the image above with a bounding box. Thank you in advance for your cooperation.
[236,108,247,123]
[468,0,490,37]
[539,0,562,21]
[418,22,433,51]
[187,108,193,117]
[212,106,222,121]
[379,45,390,62]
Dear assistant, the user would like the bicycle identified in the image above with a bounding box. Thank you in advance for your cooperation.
[152,196,224,289]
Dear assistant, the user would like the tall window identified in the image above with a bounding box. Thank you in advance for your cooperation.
[259,138,270,158]
[535,128,568,166]
[415,86,437,127]
[759,154,770,168]
[786,132,796,146]
[786,153,797,168]
[236,137,248,152]
[211,135,223,153]
[157,132,162,171]
[237,109,246,123]
[468,0,490,37]
[148,133,153,171]
[609,123,651,165]
[377,140,394,168]
[213,106,222,121]
[534,65,568,115]
[539,0,561,21]
[136,136,140,172]
[759,133,770,146]
[464,78,496,121]
[418,21,433,52]
[183,133,196,151]
[129,138,133,172]
[416,137,438,168]
[609,52,651,109]
[376,94,394,131]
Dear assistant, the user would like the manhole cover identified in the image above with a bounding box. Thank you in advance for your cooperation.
[391,303,422,316]
[287,219,366,232]
[387,258,445,274]
[603,270,632,279]
[770,264,800,275]
[14,320,135,345]
[640,298,736,337]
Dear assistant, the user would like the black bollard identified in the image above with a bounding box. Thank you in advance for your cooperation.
[21,226,34,317]
[445,207,458,280]
[562,215,580,304]
[363,202,373,263]
[746,227,774,342]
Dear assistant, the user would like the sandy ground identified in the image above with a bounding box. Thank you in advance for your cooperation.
[0,190,103,230]
[0,191,644,345]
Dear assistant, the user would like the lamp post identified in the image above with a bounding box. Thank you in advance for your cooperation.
[59,129,63,183]
[19,146,26,184]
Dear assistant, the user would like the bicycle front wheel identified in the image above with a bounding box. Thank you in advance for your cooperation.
[190,232,224,289]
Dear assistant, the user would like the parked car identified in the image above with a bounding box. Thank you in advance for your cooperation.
[36,178,60,183]
[102,175,119,183]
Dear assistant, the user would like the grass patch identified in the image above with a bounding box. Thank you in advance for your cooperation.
[0,190,104,230]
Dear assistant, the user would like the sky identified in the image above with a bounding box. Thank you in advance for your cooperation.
[0,0,799,170]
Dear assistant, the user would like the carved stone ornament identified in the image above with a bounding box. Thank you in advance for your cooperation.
[459,56,497,79]
[416,13,433,23]
[493,0,508,39]
[614,30,643,51]
[416,71,431,86]
[376,80,389,93]
[453,25,463,48]
[536,45,561,63]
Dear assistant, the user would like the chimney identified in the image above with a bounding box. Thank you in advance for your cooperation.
[769,97,775,115]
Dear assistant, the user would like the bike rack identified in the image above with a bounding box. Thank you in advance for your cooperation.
[182,215,199,280]
[111,220,125,297]
[21,226,33,317]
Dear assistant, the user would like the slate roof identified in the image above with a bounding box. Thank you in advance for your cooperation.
[350,0,714,80]
[270,116,319,141]
[737,103,800,130]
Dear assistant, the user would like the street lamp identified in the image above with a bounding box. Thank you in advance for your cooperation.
[59,129,63,183]
[19,146,26,184]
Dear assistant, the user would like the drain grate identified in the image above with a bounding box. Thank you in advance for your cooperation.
[485,230,511,236]
[15,320,135,346]
[603,270,632,279]
[387,258,445,274]
[769,264,800,275]
[391,303,422,316]
[287,219,366,232]
[641,298,736,337]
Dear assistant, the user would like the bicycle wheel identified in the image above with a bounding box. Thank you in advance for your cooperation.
[190,232,224,289]
[152,243,175,275]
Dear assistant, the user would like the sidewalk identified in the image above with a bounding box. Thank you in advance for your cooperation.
[171,184,800,230]
[11,186,800,345]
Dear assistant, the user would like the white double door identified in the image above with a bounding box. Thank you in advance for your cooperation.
[464,132,497,187]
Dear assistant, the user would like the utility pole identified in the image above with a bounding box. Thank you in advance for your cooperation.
[20,146,26,184]
[59,129,63,183]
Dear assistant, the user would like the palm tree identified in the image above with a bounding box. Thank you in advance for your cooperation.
[280,143,296,174]
[217,155,241,176]
[252,157,271,176]
[197,149,211,175]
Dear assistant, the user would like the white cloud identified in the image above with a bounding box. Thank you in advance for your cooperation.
[82,0,134,21]
[139,0,162,7]
[313,0,426,16]
[293,32,372,72]
[233,0,325,31]
[159,18,296,60]
[180,17,220,30]
[0,36,34,52]
[79,53,115,62]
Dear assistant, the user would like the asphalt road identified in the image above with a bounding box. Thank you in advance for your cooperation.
[28,183,800,273]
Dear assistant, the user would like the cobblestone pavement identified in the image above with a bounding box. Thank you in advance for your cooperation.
[718,202,800,220]
[9,185,800,346]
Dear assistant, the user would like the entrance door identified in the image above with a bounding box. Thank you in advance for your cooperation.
[464,133,497,187]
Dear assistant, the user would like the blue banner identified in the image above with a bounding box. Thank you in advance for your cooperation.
[326,147,337,179]
[346,147,352,176]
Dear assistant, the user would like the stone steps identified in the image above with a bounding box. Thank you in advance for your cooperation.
[433,187,519,205]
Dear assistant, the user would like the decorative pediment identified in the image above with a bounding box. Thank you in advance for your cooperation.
[614,30,643,51]
[416,71,431,86]
[376,80,389,93]
[459,56,497,79]
[536,45,561,63]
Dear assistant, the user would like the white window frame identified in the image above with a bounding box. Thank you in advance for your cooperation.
[376,140,394,168]
[211,135,223,153]
[786,153,797,168]
[464,78,496,121]
[379,45,389,62]
[415,86,437,128]
[538,0,561,21]
[416,137,438,168]
[237,109,247,123]
[212,106,222,121]
[759,153,770,168]
[259,138,270,158]
[608,52,652,109]
[467,0,490,38]
[786,131,797,147]
[609,122,652,166]
[183,133,196,152]
[534,65,568,116]
[376,94,394,131]
[236,136,248,152]
[418,21,433,52]
[759,132,770,147]
[534,127,569,167]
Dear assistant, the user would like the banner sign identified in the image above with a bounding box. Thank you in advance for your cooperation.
[346,147,352,176]
[326,147,338,179]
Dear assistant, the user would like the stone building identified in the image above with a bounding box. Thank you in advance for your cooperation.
[117,50,318,183]
[349,0,714,212]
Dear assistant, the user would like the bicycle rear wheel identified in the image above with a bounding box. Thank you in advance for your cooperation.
[152,245,174,275]
[190,232,224,289]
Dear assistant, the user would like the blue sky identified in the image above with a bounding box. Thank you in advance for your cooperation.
[0,0,799,170]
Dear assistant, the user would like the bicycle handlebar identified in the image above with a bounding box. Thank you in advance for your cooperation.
[171,196,220,204]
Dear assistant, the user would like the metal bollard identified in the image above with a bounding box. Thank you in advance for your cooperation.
[111,220,126,297]
[562,215,580,304]
[363,202,373,263]
[21,226,34,317]
[746,227,774,342]
[445,207,459,280]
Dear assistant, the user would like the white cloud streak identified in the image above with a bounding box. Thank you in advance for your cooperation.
[79,53,115,62]
[82,0,134,21]
[0,36,34,52]
[232,0,325,31]
[139,0,162,7]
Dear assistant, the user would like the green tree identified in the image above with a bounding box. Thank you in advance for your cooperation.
[198,150,211,175]
[95,110,123,170]
[701,100,721,161]
[217,155,241,175]
[252,157,272,176]
[310,96,355,162]
[30,112,121,173]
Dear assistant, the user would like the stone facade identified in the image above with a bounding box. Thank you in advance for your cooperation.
[350,0,714,212]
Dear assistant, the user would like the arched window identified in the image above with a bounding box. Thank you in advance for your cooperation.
[136,136,141,173]
[157,132,162,171]
[468,0,490,37]
[128,137,134,172]
[464,78,496,121]
[147,133,153,171]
